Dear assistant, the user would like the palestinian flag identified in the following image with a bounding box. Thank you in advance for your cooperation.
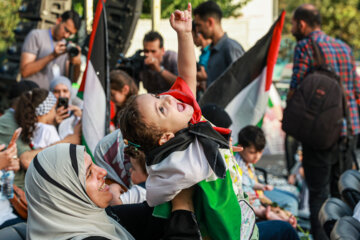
[78,0,110,156]
[199,11,285,143]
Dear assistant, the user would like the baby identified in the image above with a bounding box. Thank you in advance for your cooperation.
[118,4,257,239]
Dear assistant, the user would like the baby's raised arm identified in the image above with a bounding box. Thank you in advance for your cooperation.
[170,3,197,97]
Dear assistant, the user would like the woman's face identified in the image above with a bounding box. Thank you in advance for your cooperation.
[53,83,71,99]
[84,152,113,208]
[110,88,127,107]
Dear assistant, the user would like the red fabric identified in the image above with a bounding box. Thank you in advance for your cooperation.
[160,77,231,136]
[160,77,202,124]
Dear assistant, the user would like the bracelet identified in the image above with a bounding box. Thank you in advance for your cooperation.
[159,66,165,74]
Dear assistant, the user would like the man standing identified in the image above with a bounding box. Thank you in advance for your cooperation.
[288,4,360,239]
[20,10,81,89]
[139,31,178,94]
[193,1,244,89]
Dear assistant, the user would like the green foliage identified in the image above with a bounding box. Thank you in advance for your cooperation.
[0,0,22,52]
[279,0,360,58]
[142,0,252,19]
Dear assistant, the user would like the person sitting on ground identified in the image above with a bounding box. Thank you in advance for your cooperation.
[25,143,201,240]
[110,70,138,127]
[119,4,257,239]
[109,147,147,205]
[236,125,298,227]
[50,76,82,139]
[15,89,81,149]
[0,81,39,189]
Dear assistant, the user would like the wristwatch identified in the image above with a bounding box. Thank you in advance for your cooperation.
[159,66,165,74]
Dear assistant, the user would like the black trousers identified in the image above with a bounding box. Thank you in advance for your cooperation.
[302,136,356,240]
[106,202,201,240]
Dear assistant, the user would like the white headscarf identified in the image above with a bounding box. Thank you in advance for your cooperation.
[25,143,134,240]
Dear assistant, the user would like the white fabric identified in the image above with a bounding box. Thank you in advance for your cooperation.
[58,115,80,140]
[0,199,17,226]
[25,143,134,240]
[32,123,60,149]
[35,92,57,116]
[82,61,106,154]
[146,138,215,207]
[120,185,146,204]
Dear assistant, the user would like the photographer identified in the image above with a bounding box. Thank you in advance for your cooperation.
[20,10,81,90]
[138,31,178,94]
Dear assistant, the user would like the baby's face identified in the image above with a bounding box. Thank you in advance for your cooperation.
[136,93,194,134]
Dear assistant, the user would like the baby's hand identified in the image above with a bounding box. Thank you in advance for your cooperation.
[170,3,192,33]
[109,183,123,206]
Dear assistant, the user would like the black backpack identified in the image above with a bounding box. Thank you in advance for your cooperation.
[282,40,351,149]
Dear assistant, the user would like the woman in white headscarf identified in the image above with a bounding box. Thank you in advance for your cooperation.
[50,76,82,139]
[25,144,134,240]
[25,144,201,240]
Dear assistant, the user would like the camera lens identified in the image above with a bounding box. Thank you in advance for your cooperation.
[66,43,79,58]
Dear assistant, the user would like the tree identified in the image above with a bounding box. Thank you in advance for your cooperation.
[279,0,360,58]
[142,0,252,18]
[0,0,22,52]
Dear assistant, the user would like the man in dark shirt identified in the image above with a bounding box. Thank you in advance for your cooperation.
[193,1,244,89]
[288,4,360,239]
[138,31,178,94]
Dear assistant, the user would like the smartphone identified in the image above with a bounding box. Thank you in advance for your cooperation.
[8,128,22,148]
[57,97,69,109]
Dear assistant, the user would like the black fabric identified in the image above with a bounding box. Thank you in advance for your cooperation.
[82,237,110,240]
[106,202,201,240]
[106,202,166,240]
[163,210,201,240]
[33,156,87,204]
[146,121,229,178]
[70,144,78,176]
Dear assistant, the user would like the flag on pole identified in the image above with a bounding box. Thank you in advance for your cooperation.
[199,11,285,143]
[78,0,110,156]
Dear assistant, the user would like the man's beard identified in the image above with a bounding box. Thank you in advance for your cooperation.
[292,28,306,42]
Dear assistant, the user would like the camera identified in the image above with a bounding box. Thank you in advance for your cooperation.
[66,42,79,58]
[116,50,146,81]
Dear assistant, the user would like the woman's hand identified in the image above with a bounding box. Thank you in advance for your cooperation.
[170,3,192,34]
[0,144,20,172]
[55,106,70,124]
[69,105,82,118]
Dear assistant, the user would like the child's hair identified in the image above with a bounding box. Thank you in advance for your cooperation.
[119,96,163,154]
[125,146,147,176]
[15,89,49,144]
[237,125,266,151]
[110,70,138,103]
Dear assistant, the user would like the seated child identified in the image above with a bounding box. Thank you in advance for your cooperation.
[15,89,81,149]
[109,146,147,205]
[118,4,257,240]
[236,125,298,227]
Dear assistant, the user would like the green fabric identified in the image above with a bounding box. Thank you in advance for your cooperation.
[0,109,31,190]
[153,171,242,240]
[195,171,242,240]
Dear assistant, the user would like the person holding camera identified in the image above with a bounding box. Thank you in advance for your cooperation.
[139,31,178,94]
[20,10,82,90]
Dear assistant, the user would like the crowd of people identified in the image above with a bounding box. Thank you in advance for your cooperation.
[0,1,359,240]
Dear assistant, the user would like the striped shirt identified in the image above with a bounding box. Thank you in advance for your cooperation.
[291,30,360,135]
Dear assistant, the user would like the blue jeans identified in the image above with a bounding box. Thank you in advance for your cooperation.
[257,220,299,240]
[264,188,299,216]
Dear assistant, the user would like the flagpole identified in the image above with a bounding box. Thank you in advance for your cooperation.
[101,0,110,135]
